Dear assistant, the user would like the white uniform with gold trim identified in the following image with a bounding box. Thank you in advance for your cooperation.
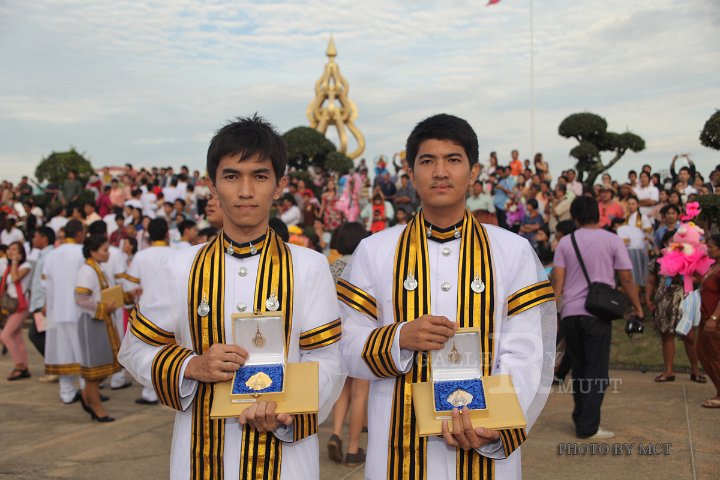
[104,245,130,388]
[119,242,345,479]
[122,243,175,402]
[42,242,85,402]
[339,224,556,480]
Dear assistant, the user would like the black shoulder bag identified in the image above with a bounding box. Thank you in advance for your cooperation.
[570,232,626,321]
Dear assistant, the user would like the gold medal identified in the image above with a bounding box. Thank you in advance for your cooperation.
[448,342,461,364]
[246,371,272,391]
[252,325,266,348]
[447,389,473,408]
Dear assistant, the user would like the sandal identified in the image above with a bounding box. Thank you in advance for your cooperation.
[701,398,720,409]
[345,447,366,466]
[654,374,675,382]
[7,368,31,381]
[690,373,707,384]
[327,434,343,463]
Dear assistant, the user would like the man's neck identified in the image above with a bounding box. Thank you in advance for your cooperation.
[580,223,601,229]
[422,204,465,229]
[224,221,268,244]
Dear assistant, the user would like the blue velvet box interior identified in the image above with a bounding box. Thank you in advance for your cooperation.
[232,364,284,395]
[433,378,486,412]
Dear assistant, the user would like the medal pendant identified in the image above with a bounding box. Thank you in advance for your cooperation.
[471,274,485,294]
[226,244,234,256]
[448,342,461,364]
[252,325,266,348]
[403,274,418,291]
[265,292,279,311]
[197,298,210,317]
[238,266,248,277]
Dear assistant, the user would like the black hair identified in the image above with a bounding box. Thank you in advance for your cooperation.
[570,196,600,226]
[179,220,197,236]
[555,220,577,237]
[678,166,690,174]
[83,200,96,209]
[88,220,108,236]
[333,222,369,255]
[64,219,84,240]
[661,229,677,248]
[206,114,288,184]
[125,237,138,255]
[175,198,186,207]
[660,204,681,215]
[709,234,720,248]
[198,226,218,240]
[268,217,289,242]
[628,170,637,176]
[148,218,169,242]
[36,226,56,245]
[281,193,297,206]
[405,113,479,169]
[639,170,651,179]
[526,198,539,210]
[82,235,107,259]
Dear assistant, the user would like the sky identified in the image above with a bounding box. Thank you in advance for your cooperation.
[1,0,719,184]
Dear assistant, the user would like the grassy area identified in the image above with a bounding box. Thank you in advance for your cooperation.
[609,314,694,372]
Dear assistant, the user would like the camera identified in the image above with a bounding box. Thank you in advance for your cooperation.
[625,316,644,336]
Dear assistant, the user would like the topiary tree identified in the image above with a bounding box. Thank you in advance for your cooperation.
[282,127,336,171]
[325,151,354,175]
[558,113,645,190]
[700,109,720,150]
[35,148,95,185]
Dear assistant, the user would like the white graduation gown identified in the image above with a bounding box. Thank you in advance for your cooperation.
[339,224,555,480]
[119,243,345,480]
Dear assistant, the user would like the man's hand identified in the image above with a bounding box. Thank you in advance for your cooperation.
[399,315,456,351]
[441,407,500,450]
[184,343,248,383]
[238,400,293,433]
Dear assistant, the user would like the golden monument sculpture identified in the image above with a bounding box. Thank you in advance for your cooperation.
[306,35,365,160]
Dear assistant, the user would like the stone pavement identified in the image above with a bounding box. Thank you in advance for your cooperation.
[1,332,718,479]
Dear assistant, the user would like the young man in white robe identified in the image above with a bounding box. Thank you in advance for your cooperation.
[43,219,87,403]
[121,217,174,405]
[119,115,345,480]
[338,114,557,480]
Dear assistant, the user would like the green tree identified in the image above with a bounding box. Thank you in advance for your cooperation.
[325,151,354,175]
[558,113,645,190]
[700,109,720,150]
[35,148,95,185]
[282,127,335,171]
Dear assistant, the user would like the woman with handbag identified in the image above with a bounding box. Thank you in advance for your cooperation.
[0,241,33,380]
[74,235,122,422]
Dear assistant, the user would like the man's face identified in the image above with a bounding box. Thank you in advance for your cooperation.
[640,173,650,187]
[600,190,611,202]
[83,204,93,215]
[32,231,47,249]
[409,139,479,212]
[526,203,535,214]
[511,150,518,161]
[679,170,690,183]
[212,153,285,233]
[186,226,198,243]
[629,172,637,183]
[472,182,482,196]
[665,209,678,225]
[567,171,575,182]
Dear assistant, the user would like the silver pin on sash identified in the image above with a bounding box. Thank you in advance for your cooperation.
[403,273,418,291]
[249,243,257,255]
[426,226,432,238]
[265,291,279,311]
[454,226,461,239]
[226,244,234,256]
[238,266,248,277]
[197,294,210,317]
[471,274,485,294]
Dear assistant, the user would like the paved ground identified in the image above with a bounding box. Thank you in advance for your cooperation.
[1,331,719,479]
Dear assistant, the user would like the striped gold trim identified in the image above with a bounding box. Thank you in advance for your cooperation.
[336,279,377,321]
[499,428,527,457]
[507,280,555,317]
[81,363,121,381]
[75,286,92,295]
[130,308,176,347]
[222,233,266,258]
[361,324,402,378]
[299,319,342,350]
[45,363,81,376]
[95,302,108,320]
[151,344,194,411]
[120,273,140,283]
[293,413,318,441]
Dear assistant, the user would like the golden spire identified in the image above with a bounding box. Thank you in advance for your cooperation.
[306,36,365,160]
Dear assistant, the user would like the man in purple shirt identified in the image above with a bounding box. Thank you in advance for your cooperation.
[552,196,643,440]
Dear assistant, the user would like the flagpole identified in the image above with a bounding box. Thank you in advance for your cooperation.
[530,0,535,156]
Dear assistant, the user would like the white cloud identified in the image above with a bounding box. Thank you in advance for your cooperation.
[0,0,719,182]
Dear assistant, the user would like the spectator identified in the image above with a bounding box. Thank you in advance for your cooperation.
[61,170,82,206]
[653,204,680,253]
[646,230,704,384]
[278,193,302,227]
[565,169,583,198]
[465,180,496,224]
[1,217,24,246]
[597,186,625,228]
[493,166,515,229]
[319,180,344,231]
[633,171,659,218]
[393,174,418,214]
[519,198,544,248]
[509,149,523,176]
[0,241,33,380]
[175,220,197,249]
[697,234,720,408]
[552,196,643,439]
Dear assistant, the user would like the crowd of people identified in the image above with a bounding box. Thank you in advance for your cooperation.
[1,125,719,473]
